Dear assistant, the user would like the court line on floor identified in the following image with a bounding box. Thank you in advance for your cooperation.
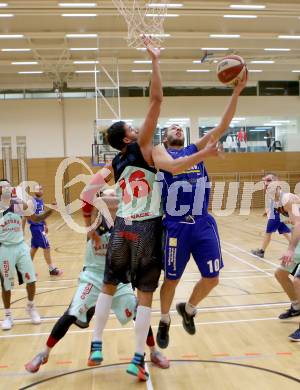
[218,219,289,248]
[18,359,300,389]
[3,301,289,326]
[223,241,279,268]
[36,269,276,284]
[222,248,273,277]
[145,362,153,390]
[0,316,281,339]
[10,273,273,294]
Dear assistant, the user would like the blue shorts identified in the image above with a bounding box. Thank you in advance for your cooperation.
[266,219,291,234]
[30,226,50,249]
[163,214,223,280]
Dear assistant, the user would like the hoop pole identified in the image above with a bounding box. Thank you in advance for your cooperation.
[116,57,121,119]
[94,64,99,121]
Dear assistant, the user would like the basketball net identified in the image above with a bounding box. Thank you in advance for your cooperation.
[111,0,168,48]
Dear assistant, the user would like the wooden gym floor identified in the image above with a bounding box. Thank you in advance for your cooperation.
[1,210,300,390]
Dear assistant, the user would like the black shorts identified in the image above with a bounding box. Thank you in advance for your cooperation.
[104,216,163,292]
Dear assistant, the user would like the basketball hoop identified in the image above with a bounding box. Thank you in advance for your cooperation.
[111,0,168,48]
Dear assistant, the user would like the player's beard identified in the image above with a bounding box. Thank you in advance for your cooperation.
[167,136,184,147]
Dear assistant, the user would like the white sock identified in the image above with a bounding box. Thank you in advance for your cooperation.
[92,293,113,342]
[4,309,11,317]
[27,300,34,307]
[291,300,300,310]
[185,302,197,316]
[135,306,152,355]
[160,313,171,324]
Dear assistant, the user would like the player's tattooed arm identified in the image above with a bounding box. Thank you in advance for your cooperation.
[195,72,248,151]
[81,165,114,207]
[281,194,300,265]
[152,138,218,175]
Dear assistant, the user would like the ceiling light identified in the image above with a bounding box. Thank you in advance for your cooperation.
[248,69,263,72]
[69,47,98,51]
[201,47,229,51]
[0,3,8,7]
[147,3,183,8]
[18,71,44,74]
[0,34,24,39]
[134,60,152,63]
[270,120,290,123]
[292,70,300,73]
[278,35,300,39]
[12,61,38,65]
[264,48,290,51]
[251,60,274,64]
[132,70,152,72]
[75,70,99,73]
[59,3,97,7]
[1,48,31,52]
[210,34,240,38]
[0,14,14,17]
[186,69,211,72]
[224,14,257,19]
[252,127,272,131]
[66,33,98,38]
[62,13,97,17]
[229,4,266,10]
[73,60,99,64]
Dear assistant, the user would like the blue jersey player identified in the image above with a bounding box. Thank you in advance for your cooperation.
[251,173,291,259]
[155,73,248,348]
[27,185,62,276]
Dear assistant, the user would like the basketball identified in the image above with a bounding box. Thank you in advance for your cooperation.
[217,55,247,86]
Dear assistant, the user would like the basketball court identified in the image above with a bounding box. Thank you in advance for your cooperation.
[1,1,300,389]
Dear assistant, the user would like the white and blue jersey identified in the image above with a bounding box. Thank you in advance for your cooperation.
[266,199,290,235]
[160,144,223,280]
[28,197,49,249]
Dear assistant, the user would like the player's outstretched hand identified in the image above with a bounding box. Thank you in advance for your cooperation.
[280,249,294,267]
[142,34,160,61]
[203,138,219,158]
[234,69,248,95]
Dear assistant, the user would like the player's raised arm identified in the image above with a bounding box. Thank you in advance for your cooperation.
[152,138,218,175]
[138,36,163,151]
[195,72,248,151]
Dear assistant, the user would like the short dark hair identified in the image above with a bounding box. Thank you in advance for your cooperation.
[106,121,126,151]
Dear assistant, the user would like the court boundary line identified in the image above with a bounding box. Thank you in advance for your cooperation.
[18,358,300,389]
[222,248,273,277]
[0,316,280,339]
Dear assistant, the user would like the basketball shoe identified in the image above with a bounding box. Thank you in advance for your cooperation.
[87,341,103,366]
[25,352,48,373]
[126,353,149,381]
